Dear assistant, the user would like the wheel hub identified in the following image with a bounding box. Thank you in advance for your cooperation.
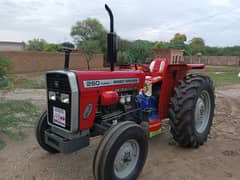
[114,139,140,179]
[194,90,211,133]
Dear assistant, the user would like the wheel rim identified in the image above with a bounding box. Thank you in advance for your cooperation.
[194,90,211,133]
[113,139,140,179]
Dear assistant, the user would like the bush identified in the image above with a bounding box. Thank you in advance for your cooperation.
[0,56,10,78]
[0,77,14,89]
[0,56,13,89]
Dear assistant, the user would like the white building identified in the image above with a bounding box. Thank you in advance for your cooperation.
[0,41,25,51]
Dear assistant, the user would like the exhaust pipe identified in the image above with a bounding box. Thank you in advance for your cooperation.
[105,4,117,71]
[62,42,75,70]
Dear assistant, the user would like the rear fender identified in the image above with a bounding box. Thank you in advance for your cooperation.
[187,64,205,70]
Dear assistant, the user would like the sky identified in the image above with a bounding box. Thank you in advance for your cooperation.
[0,0,240,46]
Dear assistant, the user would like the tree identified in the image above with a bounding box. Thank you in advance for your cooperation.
[154,41,170,50]
[25,38,47,51]
[43,43,64,52]
[126,40,154,63]
[117,51,129,64]
[170,33,187,44]
[190,37,205,49]
[79,40,101,70]
[71,18,107,53]
[118,38,132,51]
[25,39,63,52]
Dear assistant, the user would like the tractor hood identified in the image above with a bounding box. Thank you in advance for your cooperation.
[74,70,145,92]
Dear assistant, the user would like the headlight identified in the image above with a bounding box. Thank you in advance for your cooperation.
[60,93,70,104]
[49,91,56,101]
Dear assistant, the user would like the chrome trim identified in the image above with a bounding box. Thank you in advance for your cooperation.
[83,78,140,88]
[46,70,79,133]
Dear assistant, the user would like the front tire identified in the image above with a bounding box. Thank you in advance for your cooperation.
[169,74,215,148]
[93,121,148,180]
[35,111,59,153]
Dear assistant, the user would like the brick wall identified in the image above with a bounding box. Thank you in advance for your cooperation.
[184,56,240,66]
[0,51,104,73]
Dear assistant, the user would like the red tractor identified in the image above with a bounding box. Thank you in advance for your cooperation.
[36,4,215,180]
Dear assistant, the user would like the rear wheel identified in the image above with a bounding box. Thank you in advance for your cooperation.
[35,111,59,153]
[169,74,215,148]
[93,121,148,180]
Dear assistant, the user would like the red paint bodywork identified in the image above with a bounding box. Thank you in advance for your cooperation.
[101,91,119,106]
[74,71,145,130]
[74,59,205,131]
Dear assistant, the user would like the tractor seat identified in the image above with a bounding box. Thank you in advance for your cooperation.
[149,58,168,74]
[146,58,168,83]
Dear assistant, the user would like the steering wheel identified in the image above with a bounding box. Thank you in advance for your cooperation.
[134,63,150,72]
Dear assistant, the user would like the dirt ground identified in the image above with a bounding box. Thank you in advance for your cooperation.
[0,84,240,180]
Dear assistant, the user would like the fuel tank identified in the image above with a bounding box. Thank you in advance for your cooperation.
[74,70,145,130]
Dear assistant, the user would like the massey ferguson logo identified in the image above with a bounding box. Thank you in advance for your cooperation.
[83,78,139,88]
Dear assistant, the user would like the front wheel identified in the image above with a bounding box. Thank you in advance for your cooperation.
[169,74,215,148]
[35,111,59,153]
[93,121,148,180]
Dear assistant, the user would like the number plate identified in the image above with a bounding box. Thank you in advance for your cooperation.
[53,107,66,128]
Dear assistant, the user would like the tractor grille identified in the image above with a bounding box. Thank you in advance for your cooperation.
[46,73,71,92]
[46,73,72,131]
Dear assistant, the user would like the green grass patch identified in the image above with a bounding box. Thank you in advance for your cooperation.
[0,100,40,149]
[13,78,45,89]
[0,72,46,90]
[191,66,240,86]
[12,72,46,89]
[205,66,240,86]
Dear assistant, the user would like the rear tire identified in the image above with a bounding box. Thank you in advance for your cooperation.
[93,121,148,180]
[169,74,215,148]
[35,111,59,153]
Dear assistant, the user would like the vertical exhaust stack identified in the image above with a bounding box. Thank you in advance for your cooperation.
[105,4,117,71]
[62,42,75,70]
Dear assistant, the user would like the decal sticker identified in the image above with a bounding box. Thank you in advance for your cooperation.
[83,78,139,88]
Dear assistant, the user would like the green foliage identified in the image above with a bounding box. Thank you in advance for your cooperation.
[118,38,132,51]
[117,51,129,64]
[170,33,187,44]
[0,56,10,78]
[25,38,63,52]
[0,77,14,90]
[125,40,154,63]
[71,18,107,53]
[154,41,192,56]
[25,38,47,51]
[154,41,169,49]
[194,46,240,56]
[43,43,63,52]
[79,40,102,69]
[190,37,205,49]
[0,56,13,90]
